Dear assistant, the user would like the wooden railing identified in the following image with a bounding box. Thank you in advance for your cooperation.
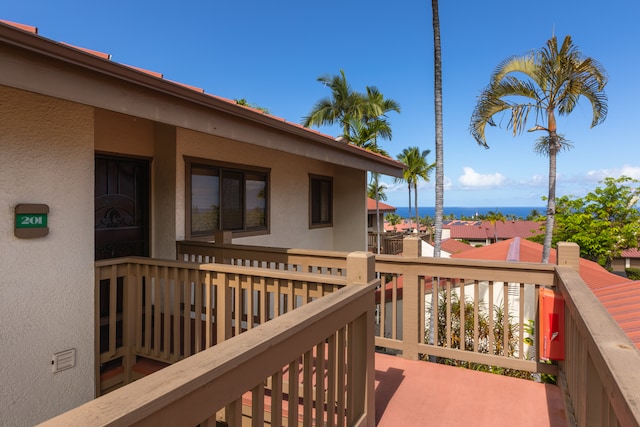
[554,244,640,426]
[367,232,403,255]
[174,236,640,425]
[44,237,640,426]
[95,255,349,396]
[177,235,348,276]
[43,255,378,427]
[374,251,556,374]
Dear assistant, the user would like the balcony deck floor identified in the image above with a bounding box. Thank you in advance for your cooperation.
[375,352,566,426]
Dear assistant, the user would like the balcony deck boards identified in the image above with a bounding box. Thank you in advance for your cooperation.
[375,352,566,426]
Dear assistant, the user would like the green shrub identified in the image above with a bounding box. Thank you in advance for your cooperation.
[626,268,640,280]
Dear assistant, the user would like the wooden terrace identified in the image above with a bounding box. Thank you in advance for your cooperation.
[38,236,640,426]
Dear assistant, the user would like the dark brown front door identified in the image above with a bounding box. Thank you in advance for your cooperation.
[95,154,150,260]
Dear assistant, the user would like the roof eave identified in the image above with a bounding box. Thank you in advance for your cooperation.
[0,22,405,177]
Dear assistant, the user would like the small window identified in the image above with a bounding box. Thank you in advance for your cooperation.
[310,175,332,227]
[187,159,269,238]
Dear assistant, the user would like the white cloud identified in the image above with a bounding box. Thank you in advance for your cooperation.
[458,167,506,188]
[444,175,453,190]
[586,165,640,181]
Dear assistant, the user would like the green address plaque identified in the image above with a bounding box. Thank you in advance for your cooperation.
[16,213,48,228]
[15,204,49,238]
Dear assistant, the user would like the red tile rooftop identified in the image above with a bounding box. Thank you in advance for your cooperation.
[367,198,397,212]
[621,247,640,258]
[440,238,474,255]
[375,352,566,426]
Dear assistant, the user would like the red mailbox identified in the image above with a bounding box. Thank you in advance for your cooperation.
[539,288,565,361]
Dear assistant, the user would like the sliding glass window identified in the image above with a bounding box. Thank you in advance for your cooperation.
[188,160,268,238]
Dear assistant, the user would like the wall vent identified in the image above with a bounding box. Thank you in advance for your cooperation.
[52,349,76,373]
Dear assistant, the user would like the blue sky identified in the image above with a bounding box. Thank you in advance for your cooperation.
[4,1,639,207]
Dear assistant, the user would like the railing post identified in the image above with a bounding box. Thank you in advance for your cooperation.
[214,231,233,264]
[557,242,580,272]
[346,251,375,285]
[401,237,421,361]
[402,236,421,257]
[346,251,376,426]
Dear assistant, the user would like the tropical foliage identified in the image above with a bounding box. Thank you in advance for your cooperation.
[302,69,400,142]
[368,181,387,201]
[384,213,403,230]
[532,176,640,269]
[303,69,400,254]
[234,98,270,114]
[470,35,608,263]
[426,290,533,380]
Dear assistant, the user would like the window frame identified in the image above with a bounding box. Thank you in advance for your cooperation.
[185,157,270,240]
[309,174,333,228]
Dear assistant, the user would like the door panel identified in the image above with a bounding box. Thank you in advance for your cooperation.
[95,155,149,260]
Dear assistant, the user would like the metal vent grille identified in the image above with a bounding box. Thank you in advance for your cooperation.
[52,349,76,373]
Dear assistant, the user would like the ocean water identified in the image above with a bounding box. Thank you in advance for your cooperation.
[392,206,544,220]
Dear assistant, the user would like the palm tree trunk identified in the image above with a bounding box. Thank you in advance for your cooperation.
[407,182,412,233]
[414,183,419,234]
[429,0,443,358]
[432,0,444,259]
[375,173,381,255]
[542,136,557,263]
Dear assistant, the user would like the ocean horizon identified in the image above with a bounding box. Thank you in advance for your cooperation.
[392,206,544,220]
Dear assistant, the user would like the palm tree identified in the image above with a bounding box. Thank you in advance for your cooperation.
[368,180,387,201]
[351,118,395,254]
[362,86,401,125]
[432,0,444,259]
[470,35,607,262]
[304,71,400,252]
[302,69,365,137]
[396,147,435,233]
[526,208,542,221]
[485,210,506,243]
[385,213,402,231]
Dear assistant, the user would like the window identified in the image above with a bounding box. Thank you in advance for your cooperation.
[310,175,332,227]
[187,159,268,238]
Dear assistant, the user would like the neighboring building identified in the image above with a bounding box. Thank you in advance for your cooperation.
[0,20,404,426]
[367,197,396,232]
[420,238,474,258]
[612,247,640,275]
[446,220,543,246]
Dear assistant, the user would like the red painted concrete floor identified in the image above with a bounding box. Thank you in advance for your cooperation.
[375,352,566,427]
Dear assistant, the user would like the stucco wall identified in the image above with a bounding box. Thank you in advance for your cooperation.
[0,86,95,425]
[176,128,368,251]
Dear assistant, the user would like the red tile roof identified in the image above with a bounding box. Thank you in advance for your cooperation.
[621,248,640,258]
[592,282,640,348]
[447,220,543,241]
[441,238,475,255]
[0,19,37,34]
[367,198,396,212]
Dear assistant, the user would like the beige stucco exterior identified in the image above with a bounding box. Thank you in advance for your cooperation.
[0,86,95,426]
[0,21,403,424]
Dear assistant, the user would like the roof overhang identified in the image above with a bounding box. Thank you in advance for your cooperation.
[0,22,405,178]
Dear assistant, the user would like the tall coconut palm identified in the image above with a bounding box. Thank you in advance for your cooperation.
[470,35,607,262]
[396,147,435,233]
[432,0,444,258]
